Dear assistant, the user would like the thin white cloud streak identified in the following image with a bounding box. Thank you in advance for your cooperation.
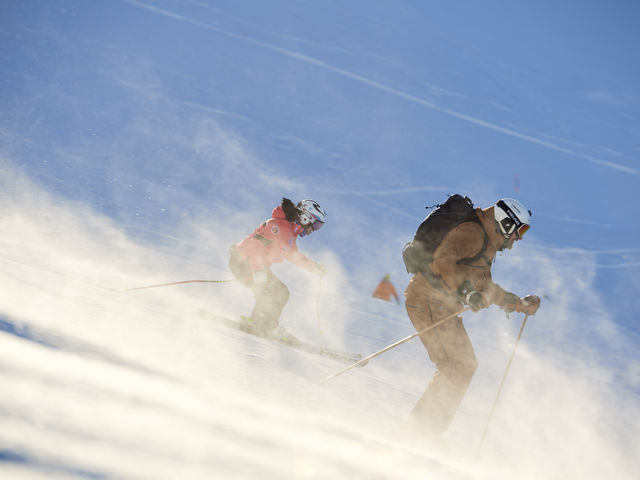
[525,244,640,269]
[122,0,638,176]
[535,212,614,227]
[525,257,640,269]
[324,185,452,195]
[181,100,249,121]
[542,247,640,254]
[354,194,419,221]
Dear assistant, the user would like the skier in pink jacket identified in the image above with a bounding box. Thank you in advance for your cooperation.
[229,198,326,337]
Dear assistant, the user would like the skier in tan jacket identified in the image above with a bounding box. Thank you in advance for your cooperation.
[404,197,540,440]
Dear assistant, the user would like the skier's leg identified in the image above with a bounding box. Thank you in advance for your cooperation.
[250,271,289,335]
[405,274,478,437]
[229,245,269,333]
[228,245,253,285]
[409,311,477,435]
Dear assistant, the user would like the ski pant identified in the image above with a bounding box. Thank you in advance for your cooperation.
[404,272,478,437]
[228,245,290,335]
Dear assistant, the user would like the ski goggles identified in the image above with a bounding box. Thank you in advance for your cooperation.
[498,217,530,239]
[515,223,530,238]
[299,216,324,236]
[306,219,324,233]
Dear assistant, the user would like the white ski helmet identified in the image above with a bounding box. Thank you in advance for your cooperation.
[494,198,531,239]
[297,199,326,235]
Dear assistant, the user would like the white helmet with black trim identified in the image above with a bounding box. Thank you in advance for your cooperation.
[494,198,531,239]
[297,199,326,236]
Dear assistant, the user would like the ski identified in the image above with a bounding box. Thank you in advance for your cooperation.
[198,309,363,365]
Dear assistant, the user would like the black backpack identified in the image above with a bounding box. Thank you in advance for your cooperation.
[402,194,487,275]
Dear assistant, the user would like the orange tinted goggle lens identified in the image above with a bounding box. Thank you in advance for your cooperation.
[516,224,530,238]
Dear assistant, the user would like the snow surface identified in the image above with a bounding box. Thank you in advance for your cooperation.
[2,164,638,479]
[1,1,639,479]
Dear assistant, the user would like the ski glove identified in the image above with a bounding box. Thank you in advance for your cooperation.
[466,291,488,312]
[502,292,521,314]
[519,295,541,315]
[313,262,326,276]
[503,293,541,316]
[253,270,268,285]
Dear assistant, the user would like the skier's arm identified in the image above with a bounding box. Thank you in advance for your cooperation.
[286,243,318,272]
[433,223,513,308]
[431,222,486,296]
[476,269,510,306]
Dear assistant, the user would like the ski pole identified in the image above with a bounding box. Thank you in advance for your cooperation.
[316,276,323,335]
[475,314,529,457]
[318,306,470,384]
[126,279,237,292]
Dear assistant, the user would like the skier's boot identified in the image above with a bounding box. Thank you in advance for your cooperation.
[238,315,257,334]
[272,325,302,347]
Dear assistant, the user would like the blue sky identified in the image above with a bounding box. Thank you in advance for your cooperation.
[3,0,638,326]
[1,1,639,478]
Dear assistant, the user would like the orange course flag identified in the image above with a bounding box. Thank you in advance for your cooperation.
[372,274,400,303]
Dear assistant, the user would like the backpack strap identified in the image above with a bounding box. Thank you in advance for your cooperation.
[253,233,273,247]
[456,217,490,267]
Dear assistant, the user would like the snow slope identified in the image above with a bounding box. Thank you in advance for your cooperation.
[2,166,638,479]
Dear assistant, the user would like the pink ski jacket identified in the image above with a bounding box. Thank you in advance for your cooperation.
[235,205,317,273]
